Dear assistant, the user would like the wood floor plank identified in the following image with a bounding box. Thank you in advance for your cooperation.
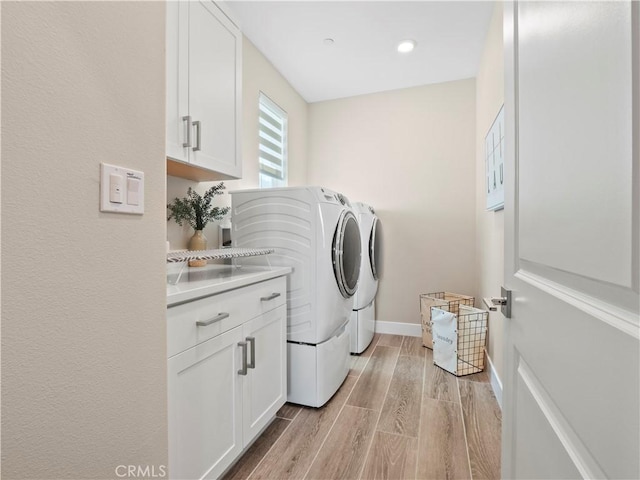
[423,348,460,403]
[347,346,400,410]
[222,418,290,480]
[377,355,424,438]
[249,375,357,479]
[377,334,404,347]
[460,369,491,384]
[417,398,471,480]
[276,403,302,420]
[400,336,425,358]
[360,333,382,358]
[360,431,418,480]
[350,352,371,377]
[350,333,382,376]
[459,380,502,480]
[305,405,378,480]
[367,333,382,352]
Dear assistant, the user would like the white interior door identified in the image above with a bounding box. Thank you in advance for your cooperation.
[503,2,639,479]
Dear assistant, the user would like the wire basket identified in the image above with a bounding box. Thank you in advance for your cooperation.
[419,292,475,349]
[431,305,488,377]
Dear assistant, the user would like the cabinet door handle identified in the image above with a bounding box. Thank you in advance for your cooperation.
[246,336,256,369]
[182,115,192,148]
[260,292,281,302]
[192,120,201,152]
[196,312,229,327]
[237,341,248,376]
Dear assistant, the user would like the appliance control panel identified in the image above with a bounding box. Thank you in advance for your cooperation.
[318,187,351,207]
[336,193,351,207]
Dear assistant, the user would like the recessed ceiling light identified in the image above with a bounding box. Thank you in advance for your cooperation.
[323,38,334,46]
[397,39,416,53]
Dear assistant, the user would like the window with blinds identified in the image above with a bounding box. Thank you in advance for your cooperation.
[258,93,288,188]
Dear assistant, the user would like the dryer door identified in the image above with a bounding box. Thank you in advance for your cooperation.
[369,217,382,280]
[332,210,361,298]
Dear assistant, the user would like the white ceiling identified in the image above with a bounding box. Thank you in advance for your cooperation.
[227,1,495,103]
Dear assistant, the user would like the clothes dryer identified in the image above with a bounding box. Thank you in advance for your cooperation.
[230,186,361,407]
[350,202,382,354]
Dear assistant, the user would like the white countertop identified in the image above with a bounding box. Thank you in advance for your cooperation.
[167,264,292,307]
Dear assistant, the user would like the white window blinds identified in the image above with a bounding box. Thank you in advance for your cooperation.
[259,93,288,188]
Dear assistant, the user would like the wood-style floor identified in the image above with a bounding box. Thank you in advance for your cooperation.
[223,333,502,480]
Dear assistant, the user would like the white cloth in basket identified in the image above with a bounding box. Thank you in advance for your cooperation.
[431,307,458,375]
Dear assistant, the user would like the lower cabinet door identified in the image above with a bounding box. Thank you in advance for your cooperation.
[168,325,243,480]
[242,305,287,444]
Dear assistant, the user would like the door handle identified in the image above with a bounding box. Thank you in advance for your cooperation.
[196,312,229,327]
[238,341,248,376]
[260,292,281,302]
[192,120,201,152]
[501,286,512,318]
[482,288,512,318]
[182,115,192,148]
[246,336,255,369]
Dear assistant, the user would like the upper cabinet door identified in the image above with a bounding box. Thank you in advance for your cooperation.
[166,1,189,163]
[166,1,243,181]
[189,1,242,178]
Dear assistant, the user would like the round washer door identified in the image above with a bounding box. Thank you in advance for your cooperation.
[332,210,362,298]
[369,217,382,280]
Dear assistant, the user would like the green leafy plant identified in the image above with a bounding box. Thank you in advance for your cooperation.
[167,182,230,231]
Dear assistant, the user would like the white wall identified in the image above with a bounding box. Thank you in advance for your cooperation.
[167,38,308,249]
[2,3,168,478]
[307,79,477,326]
[475,2,505,380]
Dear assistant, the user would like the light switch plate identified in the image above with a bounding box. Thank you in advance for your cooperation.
[100,163,144,214]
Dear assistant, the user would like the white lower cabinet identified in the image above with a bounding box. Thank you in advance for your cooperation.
[167,277,287,480]
[242,306,287,442]
[168,325,243,480]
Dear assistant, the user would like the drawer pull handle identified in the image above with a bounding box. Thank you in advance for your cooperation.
[196,312,229,327]
[246,336,256,369]
[238,341,248,376]
[260,292,281,302]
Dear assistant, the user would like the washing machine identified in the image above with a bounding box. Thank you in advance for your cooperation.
[350,202,382,354]
[230,186,361,407]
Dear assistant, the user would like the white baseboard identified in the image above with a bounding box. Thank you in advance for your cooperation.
[486,352,503,409]
[374,320,422,337]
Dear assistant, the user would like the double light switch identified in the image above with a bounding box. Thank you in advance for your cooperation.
[100,163,144,214]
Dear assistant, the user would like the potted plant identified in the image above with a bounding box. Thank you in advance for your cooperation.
[167,182,230,267]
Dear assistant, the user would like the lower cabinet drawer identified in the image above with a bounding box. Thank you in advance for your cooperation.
[167,276,286,358]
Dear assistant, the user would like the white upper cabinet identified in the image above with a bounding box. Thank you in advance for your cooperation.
[166,1,242,181]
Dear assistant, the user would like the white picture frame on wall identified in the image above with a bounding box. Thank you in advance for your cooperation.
[485,105,505,211]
